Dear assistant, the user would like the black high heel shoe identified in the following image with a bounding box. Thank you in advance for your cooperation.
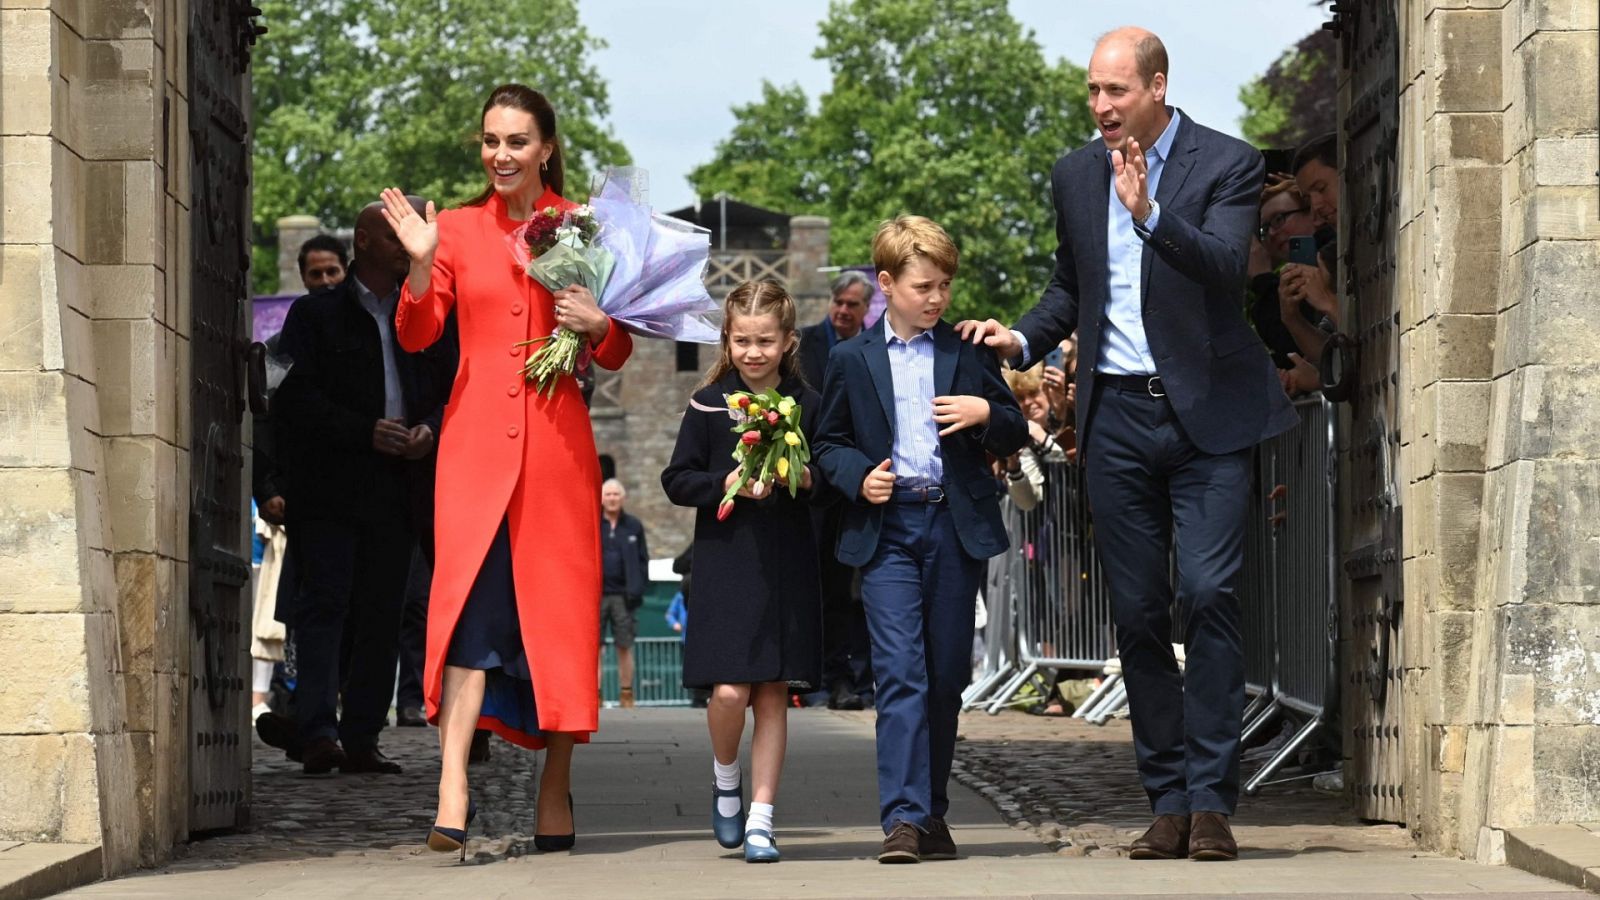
[426,798,477,862]
[533,793,575,852]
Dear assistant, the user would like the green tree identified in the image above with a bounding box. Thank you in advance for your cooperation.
[690,0,1094,324]
[251,0,630,293]
[1237,26,1338,151]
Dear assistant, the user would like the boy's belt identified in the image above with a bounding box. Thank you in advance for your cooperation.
[890,485,946,504]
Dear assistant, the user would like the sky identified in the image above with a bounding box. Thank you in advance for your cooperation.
[581,1,1333,212]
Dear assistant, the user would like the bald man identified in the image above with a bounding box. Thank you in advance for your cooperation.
[961,28,1294,862]
[599,479,649,707]
[272,194,454,775]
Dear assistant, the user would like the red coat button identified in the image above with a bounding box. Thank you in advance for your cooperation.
[507,426,519,438]
[507,384,520,397]
[510,346,521,357]
[511,304,524,315]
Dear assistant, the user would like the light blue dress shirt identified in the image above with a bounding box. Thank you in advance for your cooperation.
[1014,109,1183,374]
[884,318,943,489]
[353,276,405,419]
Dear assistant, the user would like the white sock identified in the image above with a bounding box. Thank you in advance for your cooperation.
[714,758,742,817]
[746,802,774,847]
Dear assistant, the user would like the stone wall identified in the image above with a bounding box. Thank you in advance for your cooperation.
[1394,0,1600,858]
[0,0,193,873]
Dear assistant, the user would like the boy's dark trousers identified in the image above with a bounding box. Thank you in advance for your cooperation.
[859,496,983,834]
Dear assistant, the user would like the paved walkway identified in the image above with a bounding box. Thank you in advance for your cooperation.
[62,709,1577,899]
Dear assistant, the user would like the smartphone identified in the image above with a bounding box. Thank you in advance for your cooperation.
[1043,347,1066,372]
[1288,235,1319,267]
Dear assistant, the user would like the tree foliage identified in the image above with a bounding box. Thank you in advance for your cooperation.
[1237,26,1338,152]
[690,0,1095,324]
[251,0,630,293]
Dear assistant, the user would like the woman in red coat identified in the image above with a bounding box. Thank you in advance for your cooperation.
[381,83,632,854]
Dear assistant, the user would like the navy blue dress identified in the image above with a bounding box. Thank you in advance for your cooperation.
[446,518,541,738]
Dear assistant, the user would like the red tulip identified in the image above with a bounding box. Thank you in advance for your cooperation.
[737,395,752,409]
[717,499,735,521]
[765,410,780,425]
[741,430,761,446]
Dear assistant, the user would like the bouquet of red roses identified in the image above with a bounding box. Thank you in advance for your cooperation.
[513,205,610,397]
[717,388,810,521]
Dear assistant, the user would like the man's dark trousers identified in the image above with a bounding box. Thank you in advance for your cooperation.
[859,499,982,833]
[1083,380,1252,815]
[292,513,412,752]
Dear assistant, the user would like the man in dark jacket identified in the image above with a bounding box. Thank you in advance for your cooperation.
[272,197,450,775]
[600,479,649,708]
[797,271,876,709]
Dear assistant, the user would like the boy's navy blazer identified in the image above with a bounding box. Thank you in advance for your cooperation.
[814,318,1027,567]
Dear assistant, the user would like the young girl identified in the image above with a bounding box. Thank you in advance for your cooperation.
[660,280,829,863]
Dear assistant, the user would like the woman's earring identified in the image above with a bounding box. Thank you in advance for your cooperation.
[541,160,549,172]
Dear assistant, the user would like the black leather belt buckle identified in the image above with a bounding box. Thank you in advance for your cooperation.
[1145,376,1165,397]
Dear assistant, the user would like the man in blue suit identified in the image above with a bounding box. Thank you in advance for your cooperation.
[963,27,1296,861]
[816,216,1027,864]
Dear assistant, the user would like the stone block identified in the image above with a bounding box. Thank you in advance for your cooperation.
[1431,9,1505,113]
[1429,112,1504,165]
[0,467,84,612]
[0,735,67,839]
[1487,725,1539,824]
[1500,241,1600,369]
[1519,186,1600,244]
[0,136,54,244]
[1436,379,1490,472]
[1529,0,1599,29]
[1430,610,1478,721]
[0,244,51,371]
[79,0,153,39]
[152,556,181,674]
[0,10,54,137]
[77,161,129,264]
[0,370,71,471]
[105,435,158,553]
[1505,366,1600,464]
[1437,313,1496,381]
[1499,672,1537,724]
[1436,472,1485,597]
[1533,726,1600,822]
[83,264,156,320]
[1532,136,1600,186]
[115,552,158,674]
[1436,724,1469,773]
[1503,603,1600,725]
[75,56,157,161]
[91,317,158,437]
[124,161,159,265]
[1524,31,1599,137]
[83,608,125,733]
[154,437,178,559]
[0,613,93,732]
[155,323,177,444]
[1515,460,1600,605]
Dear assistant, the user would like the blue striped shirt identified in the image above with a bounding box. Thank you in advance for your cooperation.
[884,319,942,488]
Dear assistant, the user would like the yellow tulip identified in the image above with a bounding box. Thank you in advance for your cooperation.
[777,399,795,417]
[776,456,790,479]
[748,404,763,416]
[784,431,801,447]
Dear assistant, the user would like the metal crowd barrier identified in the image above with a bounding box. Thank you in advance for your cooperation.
[1239,396,1339,793]
[601,637,692,707]
[971,396,1340,792]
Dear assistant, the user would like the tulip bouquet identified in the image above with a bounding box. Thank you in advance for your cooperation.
[716,388,810,521]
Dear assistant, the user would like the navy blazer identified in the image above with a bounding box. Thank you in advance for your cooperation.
[1015,112,1297,456]
[814,318,1027,567]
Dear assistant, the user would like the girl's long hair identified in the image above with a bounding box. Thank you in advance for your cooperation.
[465,83,564,207]
[700,280,800,389]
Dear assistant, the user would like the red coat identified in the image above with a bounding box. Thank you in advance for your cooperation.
[396,188,633,748]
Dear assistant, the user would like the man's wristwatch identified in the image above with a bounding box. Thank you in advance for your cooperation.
[1134,199,1158,228]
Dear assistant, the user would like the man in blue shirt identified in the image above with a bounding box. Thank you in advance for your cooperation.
[962,27,1296,862]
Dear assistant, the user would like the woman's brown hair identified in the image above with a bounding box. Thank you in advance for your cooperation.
[465,83,564,207]
[700,280,800,389]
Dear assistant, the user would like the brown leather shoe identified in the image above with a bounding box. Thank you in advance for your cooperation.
[301,737,345,775]
[1128,814,1190,860]
[1188,812,1238,861]
[619,687,636,709]
[340,745,403,774]
[920,818,958,860]
[877,821,922,864]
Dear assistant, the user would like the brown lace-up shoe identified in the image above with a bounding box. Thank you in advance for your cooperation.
[1128,813,1190,860]
[877,821,922,864]
[1188,812,1238,861]
[920,818,958,860]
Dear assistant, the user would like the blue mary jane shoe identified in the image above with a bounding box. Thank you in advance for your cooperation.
[712,782,746,849]
[743,828,780,863]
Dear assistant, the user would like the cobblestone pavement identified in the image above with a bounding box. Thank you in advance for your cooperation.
[951,710,1414,859]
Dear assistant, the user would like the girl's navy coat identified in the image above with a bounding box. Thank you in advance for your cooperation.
[661,371,830,690]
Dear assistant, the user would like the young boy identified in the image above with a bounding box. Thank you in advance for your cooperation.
[814,216,1027,863]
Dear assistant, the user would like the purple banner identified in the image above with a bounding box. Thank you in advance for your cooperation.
[252,294,297,343]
